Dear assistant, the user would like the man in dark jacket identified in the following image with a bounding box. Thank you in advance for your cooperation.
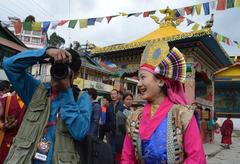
[87,88,102,138]
[106,89,124,160]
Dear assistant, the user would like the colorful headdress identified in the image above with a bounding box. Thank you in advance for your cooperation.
[140,41,186,83]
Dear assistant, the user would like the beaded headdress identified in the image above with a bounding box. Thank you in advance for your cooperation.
[140,41,186,82]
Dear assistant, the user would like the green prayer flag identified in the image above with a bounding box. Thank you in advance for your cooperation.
[23,22,32,31]
[227,0,235,8]
[68,20,78,28]
[191,23,199,31]
[222,36,227,43]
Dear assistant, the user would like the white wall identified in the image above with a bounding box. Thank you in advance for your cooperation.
[0,69,7,80]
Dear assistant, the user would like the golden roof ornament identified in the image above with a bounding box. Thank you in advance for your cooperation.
[203,13,214,29]
[151,6,183,28]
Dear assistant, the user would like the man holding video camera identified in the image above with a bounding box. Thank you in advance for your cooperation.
[2,48,92,164]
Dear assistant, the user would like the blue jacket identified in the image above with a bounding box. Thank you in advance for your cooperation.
[89,101,102,137]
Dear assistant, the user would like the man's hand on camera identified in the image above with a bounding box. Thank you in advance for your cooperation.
[46,48,72,63]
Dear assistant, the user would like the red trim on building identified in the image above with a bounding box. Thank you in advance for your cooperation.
[0,37,27,51]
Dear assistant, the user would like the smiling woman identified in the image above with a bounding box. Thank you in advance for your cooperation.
[121,40,206,164]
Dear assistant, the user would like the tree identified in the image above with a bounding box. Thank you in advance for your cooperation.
[48,32,65,48]
[24,15,35,22]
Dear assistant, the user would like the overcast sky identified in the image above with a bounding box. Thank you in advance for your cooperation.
[0,0,239,55]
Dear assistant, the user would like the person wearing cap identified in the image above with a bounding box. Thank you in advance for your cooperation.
[2,48,92,164]
[121,41,206,164]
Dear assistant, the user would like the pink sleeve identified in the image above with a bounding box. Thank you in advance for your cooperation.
[121,134,138,164]
[184,116,206,164]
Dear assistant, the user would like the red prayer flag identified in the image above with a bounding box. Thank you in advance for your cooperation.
[216,0,226,10]
[143,11,150,17]
[106,16,112,23]
[226,38,230,45]
[58,20,68,26]
[13,21,22,34]
[184,6,192,15]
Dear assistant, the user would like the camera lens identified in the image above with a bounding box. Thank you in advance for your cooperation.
[50,63,69,80]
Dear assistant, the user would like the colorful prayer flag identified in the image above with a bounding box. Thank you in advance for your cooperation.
[233,41,240,48]
[106,16,113,23]
[1,21,11,27]
[184,6,192,15]
[13,21,22,34]
[42,21,50,32]
[191,23,200,31]
[143,11,150,17]
[222,36,227,43]
[177,8,185,16]
[58,20,68,26]
[217,34,223,42]
[226,37,230,45]
[203,2,210,15]
[187,19,194,26]
[217,0,227,10]
[127,13,135,17]
[87,18,96,25]
[96,17,104,23]
[213,32,218,38]
[195,4,202,15]
[149,10,156,15]
[79,19,88,28]
[227,0,235,8]
[22,22,32,31]
[236,0,240,7]
[32,22,41,31]
[133,12,142,17]
[174,9,181,18]
[68,20,78,28]
[51,21,58,29]
[210,1,217,10]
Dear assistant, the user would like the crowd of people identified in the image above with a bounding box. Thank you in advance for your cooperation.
[0,41,235,164]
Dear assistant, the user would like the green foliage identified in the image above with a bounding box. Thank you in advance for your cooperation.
[48,32,65,48]
[24,15,35,22]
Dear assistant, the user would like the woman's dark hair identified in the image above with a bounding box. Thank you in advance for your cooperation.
[153,74,168,96]
[0,80,10,91]
[123,92,133,101]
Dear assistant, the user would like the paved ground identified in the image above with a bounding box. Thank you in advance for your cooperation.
[205,131,240,164]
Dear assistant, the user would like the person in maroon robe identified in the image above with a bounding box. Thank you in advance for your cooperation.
[221,114,234,149]
[0,93,26,163]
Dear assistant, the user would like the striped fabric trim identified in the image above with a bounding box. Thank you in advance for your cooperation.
[167,107,176,163]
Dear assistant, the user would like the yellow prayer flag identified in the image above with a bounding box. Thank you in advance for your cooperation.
[79,19,87,28]
[191,23,200,31]
[216,34,223,42]
[238,44,240,48]
[32,22,41,31]
[235,0,240,7]
[196,4,202,15]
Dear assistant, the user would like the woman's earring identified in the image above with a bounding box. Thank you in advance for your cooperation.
[159,83,163,87]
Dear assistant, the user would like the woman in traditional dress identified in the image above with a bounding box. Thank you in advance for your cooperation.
[121,41,206,164]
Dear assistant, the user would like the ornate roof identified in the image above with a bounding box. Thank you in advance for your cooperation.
[92,27,212,54]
